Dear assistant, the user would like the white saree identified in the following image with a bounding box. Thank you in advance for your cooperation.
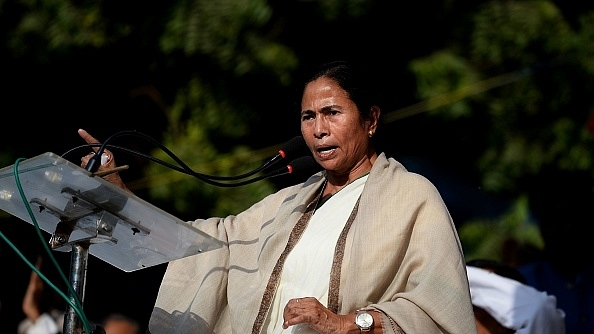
[263,175,368,333]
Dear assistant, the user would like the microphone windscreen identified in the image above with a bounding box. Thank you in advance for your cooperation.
[279,136,308,159]
[287,156,317,174]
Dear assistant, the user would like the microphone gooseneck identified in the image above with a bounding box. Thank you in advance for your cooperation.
[278,136,308,159]
[74,131,316,187]
[271,156,317,177]
[221,156,318,187]
[206,136,308,181]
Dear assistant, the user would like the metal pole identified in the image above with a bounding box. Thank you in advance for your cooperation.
[63,242,90,334]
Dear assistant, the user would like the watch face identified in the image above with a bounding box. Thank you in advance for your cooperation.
[356,312,374,328]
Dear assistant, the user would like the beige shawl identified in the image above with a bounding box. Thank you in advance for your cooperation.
[148,153,478,334]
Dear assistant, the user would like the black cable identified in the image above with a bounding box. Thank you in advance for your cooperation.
[63,130,314,187]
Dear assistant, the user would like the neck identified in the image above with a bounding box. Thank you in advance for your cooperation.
[326,153,377,188]
[324,157,375,196]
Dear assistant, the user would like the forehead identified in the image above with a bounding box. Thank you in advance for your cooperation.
[301,77,349,108]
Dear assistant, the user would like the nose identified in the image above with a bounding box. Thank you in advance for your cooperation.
[314,118,328,138]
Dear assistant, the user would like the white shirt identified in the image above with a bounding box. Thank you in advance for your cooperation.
[18,312,62,334]
[467,266,566,334]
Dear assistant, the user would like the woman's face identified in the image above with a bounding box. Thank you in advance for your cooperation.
[300,76,376,176]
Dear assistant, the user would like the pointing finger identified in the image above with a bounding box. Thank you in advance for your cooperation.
[78,128,101,152]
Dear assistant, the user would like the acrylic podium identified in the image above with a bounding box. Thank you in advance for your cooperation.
[0,152,225,333]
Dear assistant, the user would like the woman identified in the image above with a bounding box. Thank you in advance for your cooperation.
[80,61,477,333]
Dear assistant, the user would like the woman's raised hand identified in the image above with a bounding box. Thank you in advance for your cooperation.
[78,128,129,191]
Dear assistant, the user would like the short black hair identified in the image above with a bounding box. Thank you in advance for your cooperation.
[301,60,382,122]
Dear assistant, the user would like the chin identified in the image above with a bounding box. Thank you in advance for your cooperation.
[318,163,340,174]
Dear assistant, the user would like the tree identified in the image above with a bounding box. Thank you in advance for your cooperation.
[409,0,594,260]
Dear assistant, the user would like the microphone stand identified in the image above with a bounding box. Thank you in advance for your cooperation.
[0,153,226,334]
[63,242,90,334]
[2,132,316,333]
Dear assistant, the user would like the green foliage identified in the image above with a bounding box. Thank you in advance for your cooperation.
[410,0,594,260]
[143,0,302,217]
[410,51,481,118]
[8,0,122,58]
[460,196,543,262]
[144,74,280,217]
[2,0,301,218]
[146,136,278,217]
[160,0,297,81]
[170,76,250,137]
[410,0,594,194]
[4,0,593,262]
[316,0,374,20]
[471,1,575,66]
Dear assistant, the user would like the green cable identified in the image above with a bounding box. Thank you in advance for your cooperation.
[9,157,92,333]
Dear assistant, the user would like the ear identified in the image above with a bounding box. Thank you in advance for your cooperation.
[368,105,381,133]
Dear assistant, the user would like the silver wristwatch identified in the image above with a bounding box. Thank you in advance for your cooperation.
[355,310,374,333]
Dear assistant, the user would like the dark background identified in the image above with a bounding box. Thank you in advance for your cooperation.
[1,1,592,333]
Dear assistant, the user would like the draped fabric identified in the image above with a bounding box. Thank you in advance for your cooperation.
[148,153,477,334]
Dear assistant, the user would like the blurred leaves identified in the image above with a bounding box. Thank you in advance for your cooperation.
[142,74,279,217]
[5,0,302,218]
[315,0,374,20]
[460,195,543,263]
[410,51,481,118]
[411,0,594,192]
[2,0,594,260]
[160,0,297,82]
[410,0,594,259]
[8,0,121,58]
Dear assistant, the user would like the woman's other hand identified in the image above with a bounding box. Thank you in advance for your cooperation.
[282,297,361,334]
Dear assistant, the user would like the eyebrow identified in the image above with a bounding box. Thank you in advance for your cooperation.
[301,105,339,114]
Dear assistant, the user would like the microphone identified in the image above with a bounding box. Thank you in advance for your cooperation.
[85,152,103,173]
[219,156,318,187]
[267,136,308,166]
[203,136,309,181]
[271,156,317,176]
[77,130,314,186]
[84,130,139,173]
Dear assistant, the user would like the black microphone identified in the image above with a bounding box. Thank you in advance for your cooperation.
[270,156,317,177]
[204,136,308,181]
[216,156,318,187]
[84,130,139,173]
[266,136,308,167]
[85,151,104,173]
[78,130,313,186]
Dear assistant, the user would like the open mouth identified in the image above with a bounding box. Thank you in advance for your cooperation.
[317,146,337,157]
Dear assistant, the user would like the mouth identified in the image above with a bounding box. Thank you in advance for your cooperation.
[315,146,337,159]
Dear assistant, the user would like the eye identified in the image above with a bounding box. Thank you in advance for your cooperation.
[301,111,315,121]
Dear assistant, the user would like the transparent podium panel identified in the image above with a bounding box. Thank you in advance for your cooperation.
[0,152,225,272]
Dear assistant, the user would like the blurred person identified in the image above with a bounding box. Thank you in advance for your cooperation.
[99,314,140,334]
[18,256,63,334]
[18,259,141,334]
[467,259,565,334]
[79,60,477,333]
[517,169,594,334]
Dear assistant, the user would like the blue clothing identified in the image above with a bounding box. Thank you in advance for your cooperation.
[518,261,594,334]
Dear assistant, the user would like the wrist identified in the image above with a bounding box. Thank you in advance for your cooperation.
[355,310,374,333]
[337,314,362,334]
